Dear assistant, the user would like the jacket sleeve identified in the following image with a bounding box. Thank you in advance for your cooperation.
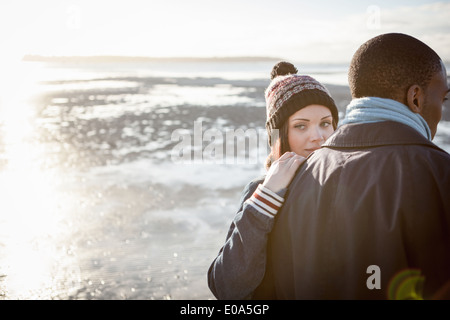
[207,178,286,300]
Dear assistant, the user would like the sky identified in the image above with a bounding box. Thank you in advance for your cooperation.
[1,0,450,64]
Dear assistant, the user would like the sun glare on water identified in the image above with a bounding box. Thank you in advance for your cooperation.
[0,61,81,299]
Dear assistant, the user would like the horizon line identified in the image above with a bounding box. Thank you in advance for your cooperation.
[20,54,355,65]
[22,54,284,63]
[20,54,450,67]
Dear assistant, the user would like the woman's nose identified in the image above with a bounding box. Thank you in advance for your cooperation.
[310,126,325,142]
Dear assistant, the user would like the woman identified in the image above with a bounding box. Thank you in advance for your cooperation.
[207,62,339,299]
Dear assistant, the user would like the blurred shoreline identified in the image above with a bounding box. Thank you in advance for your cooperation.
[22,55,285,63]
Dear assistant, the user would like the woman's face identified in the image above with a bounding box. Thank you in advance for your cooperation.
[287,104,335,158]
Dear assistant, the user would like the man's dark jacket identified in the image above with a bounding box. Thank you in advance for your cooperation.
[254,121,450,299]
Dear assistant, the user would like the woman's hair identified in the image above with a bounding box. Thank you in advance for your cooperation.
[265,62,294,168]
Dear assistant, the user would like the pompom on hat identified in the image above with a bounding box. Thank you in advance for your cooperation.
[265,62,339,145]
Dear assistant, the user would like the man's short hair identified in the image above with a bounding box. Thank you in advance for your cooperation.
[348,33,442,100]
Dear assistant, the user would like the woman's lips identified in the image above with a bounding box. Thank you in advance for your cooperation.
[305,147,320,152]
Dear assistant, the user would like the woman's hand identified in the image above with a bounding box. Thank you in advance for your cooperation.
[262,152,306,194]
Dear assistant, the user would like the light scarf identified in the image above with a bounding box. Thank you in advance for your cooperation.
[341,97,432,140]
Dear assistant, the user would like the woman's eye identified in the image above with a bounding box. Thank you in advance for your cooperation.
[321,121,331,128]
[294,124,306,130]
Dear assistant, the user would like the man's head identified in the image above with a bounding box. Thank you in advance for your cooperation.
[348,33,449,137]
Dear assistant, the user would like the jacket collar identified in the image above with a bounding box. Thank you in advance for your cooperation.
[323,121,445,152]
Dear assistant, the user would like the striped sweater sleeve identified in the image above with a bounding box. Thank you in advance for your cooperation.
[207,178,288,299]
[246,184,285,218]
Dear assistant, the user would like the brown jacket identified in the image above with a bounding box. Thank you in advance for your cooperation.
[255,121,450,299]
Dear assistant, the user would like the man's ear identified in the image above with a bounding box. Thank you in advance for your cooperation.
[406,85,425,113]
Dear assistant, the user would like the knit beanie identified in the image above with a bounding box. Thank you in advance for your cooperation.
[265,62,339,145]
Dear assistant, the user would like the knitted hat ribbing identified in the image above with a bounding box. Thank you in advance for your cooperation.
[265,73,339,145]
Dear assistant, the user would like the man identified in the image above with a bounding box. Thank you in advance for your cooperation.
[254,33,450,299]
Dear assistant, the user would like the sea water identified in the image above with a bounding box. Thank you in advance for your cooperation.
[0,60,448,299]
